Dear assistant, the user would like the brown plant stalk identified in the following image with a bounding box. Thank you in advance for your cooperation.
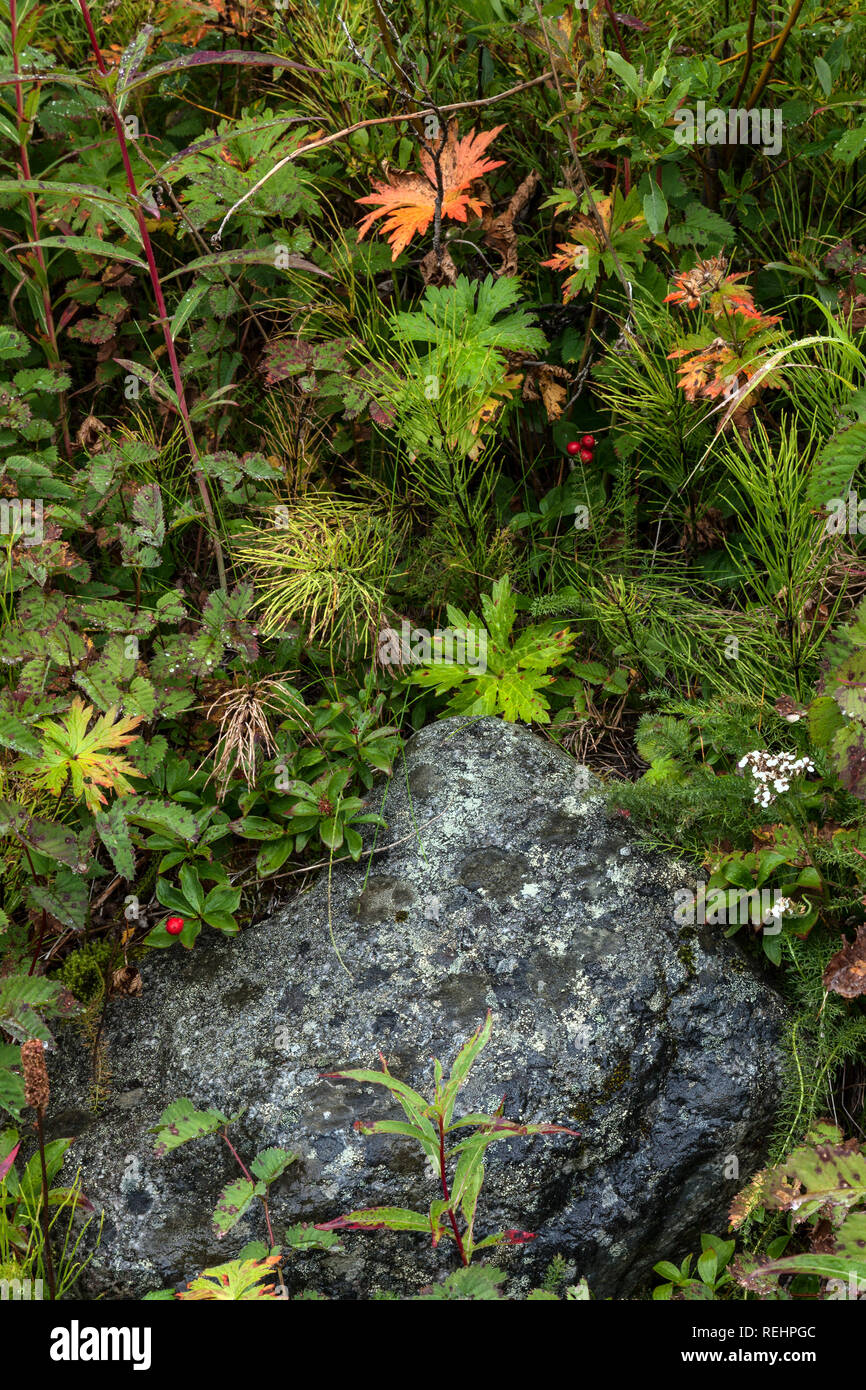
[21,1040,56,1300]
[745,0,806,110]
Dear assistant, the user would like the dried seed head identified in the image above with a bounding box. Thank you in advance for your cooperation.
[21,1039,50,1115]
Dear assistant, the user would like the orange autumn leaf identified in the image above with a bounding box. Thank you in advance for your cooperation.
[672,356,713,401]
[540,241,587,302]
[663,257,781,325]
[668,340,735,401]
[355,121,505,260]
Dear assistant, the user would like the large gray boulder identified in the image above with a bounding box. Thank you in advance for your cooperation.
[47,716,787,1298]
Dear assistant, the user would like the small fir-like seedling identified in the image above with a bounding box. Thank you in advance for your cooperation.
[316,1012,579,1266]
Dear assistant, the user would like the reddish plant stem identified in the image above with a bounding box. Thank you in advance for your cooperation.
[76,1,227,590]
[35,1111,57,1299]
[10,0,71,460]
[602,0,628,60]
[221,1130,276,1249]
[438,1114,467,1266]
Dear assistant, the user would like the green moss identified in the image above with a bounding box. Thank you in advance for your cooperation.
[676,926,698,978]
[56,939,113,1004]
[572,1052,632,1125]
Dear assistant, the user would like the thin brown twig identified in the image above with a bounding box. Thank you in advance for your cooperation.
[732,0,759,104]
[745,0,806,110]
[212,71,555,245]
[718,34,778,65]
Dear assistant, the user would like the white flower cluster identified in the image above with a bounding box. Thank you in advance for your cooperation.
[737,750,815,809]
[765,895,796,920]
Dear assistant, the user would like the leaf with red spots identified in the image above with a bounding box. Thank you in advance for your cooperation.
[151,1098,237,1157]
[214,1176,263,1237]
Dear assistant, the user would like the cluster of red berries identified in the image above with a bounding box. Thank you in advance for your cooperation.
[566,434,596,464]
[166,915,185,936]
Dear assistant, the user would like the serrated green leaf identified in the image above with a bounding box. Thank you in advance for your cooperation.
[0,1065,25,1120]
[213,1176,262,1237]
[250,1147,297,1184]
[833,123,866,165]
[124,797,199,842]
[94,800,136,879]
[808,694,845,749]
[0,713,41,757]
[151,1098,234,1156]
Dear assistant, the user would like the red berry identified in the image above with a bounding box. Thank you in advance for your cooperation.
[565,440,581,456]
[580,434,596,448]
[579,447,594,463]
[166,916,185,935]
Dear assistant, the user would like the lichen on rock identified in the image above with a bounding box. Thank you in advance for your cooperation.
[47,716,788,1299]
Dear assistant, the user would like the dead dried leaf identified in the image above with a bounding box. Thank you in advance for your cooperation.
[76,413,110,452]
[482,170,540,276]
[823,924,866,998]
[420,245,458,287]
[521,361,571,421]
[111,964,142,996]
[538,366,568,422]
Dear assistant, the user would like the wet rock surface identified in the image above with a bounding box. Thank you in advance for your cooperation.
[48,716,787,1298]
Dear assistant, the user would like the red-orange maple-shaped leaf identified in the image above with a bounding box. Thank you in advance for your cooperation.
[355,122,505,259]
[540,240,591,302]
[673,357,711,401]
[668,340,737,401]
[540,244,577,274]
